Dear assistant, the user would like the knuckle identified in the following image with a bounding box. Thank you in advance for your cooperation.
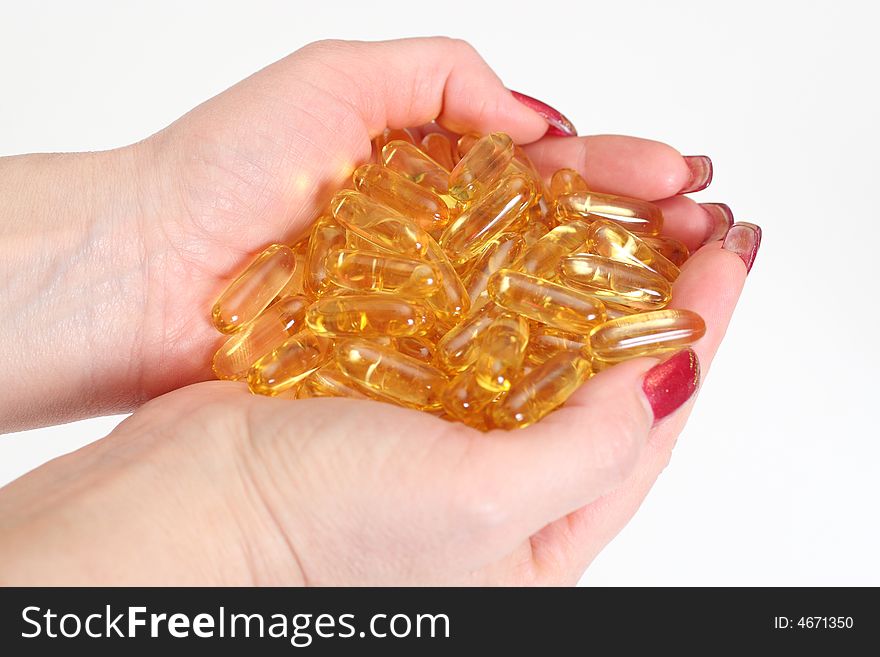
[589,415,644,482]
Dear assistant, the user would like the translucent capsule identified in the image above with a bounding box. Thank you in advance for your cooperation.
[394,336,436,363]
[435,304,498,372]
[507,145,544,194]
[423,237,471,324]
[211,244,296,333]
[353,164,449,233]
[521,221,552,246]
[212,295,310,380]
[448,132,515,203]
[331,190,429,257]
[589,309,706,364]
[440,371,497,430]
[491,350,592,429]
[587,219,680,282]
[439,174,534,264]
[335,339,448,410]
[327,249,441,297]
[487,269,606,333]
[549,168,589,200]
[473,314,529,392]
[420,133,456,170]
[555,191,663,236]
[301,363,373,400]
[642,235,690,267]
[462,232,526,304]
[304,215,346,297]
[455,132,481,159]
[305,295,433,338]
[526,325,589,366]
[380,140,449,194]
[559,253,672,310]
[514,220,591,279]
[278,240,309,297]
[372,127,416,152]
[247,329,332,396]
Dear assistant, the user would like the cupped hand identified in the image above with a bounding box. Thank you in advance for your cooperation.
[0,38,757,584]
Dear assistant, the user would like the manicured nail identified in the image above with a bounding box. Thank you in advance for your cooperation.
[700,203,734,244]
[642,349,700,423]
[681,155,713,194]
[509,90,577,137]
[722,222,762,273]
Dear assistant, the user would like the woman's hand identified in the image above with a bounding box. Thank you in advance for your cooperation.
[0,38,759,584]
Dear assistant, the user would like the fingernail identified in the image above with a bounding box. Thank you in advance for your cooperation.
[700,203,734,244]
[509,89,577,137]
[681,155,713,194]
[722,222,762,273]
[642,349,700,423]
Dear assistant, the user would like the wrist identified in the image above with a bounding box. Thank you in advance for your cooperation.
[0,147,150,429]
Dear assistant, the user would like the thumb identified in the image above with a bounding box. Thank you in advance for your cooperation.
[293,37,552,141]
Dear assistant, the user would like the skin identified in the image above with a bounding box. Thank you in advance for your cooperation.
[0,38,748,585]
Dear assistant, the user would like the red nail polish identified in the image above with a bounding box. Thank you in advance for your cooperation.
[722,222,762,273]
[681,156,713,194]
[509,90,577,137]
[700,203,734,244]
[642,349,700,422]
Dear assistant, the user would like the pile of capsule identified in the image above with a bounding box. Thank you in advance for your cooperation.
[209,129,706,430]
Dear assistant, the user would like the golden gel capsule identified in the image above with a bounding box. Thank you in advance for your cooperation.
[212,295,310,380]
[456,132,481,159]
[435,304,498,372]
[491,350,592,429]
[304,215,346,297]
[372,127,416,153]
[589,309,706,364]
[301,363,373,400]
[448,132,514,203]
[514,220,591,279]
[587,219,681,282]
[353,164,449,233]
[555,191,663,236]
[278,240,309,297]
[440,371,497,429]
[305,295,433,338]
[381,140,450,194]
[421,133,456,170]
[473,314,529,392]
[487,269,606,334]
[423,237,471,324]
[526,325,589,366]
[327,249,441,297]
[335,339,448,410]
[506,146,542,193]
[247,329,332,396]
[394,336,436,363]
[642,235,690,267]
[521,221,552,246]
[331,190,430,257]
[439,174,534,264]
[559,253,672,310]
[549,168,589,200]
[211,244,296,333]
[463,232,526,303]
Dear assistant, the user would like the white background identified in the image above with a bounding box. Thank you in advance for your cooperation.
[1,0,878,585]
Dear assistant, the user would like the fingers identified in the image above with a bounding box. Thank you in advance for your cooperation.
[527,238,753,582]
[294,38,550,143]
[523,135,694,200]
[655,196,734,252]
